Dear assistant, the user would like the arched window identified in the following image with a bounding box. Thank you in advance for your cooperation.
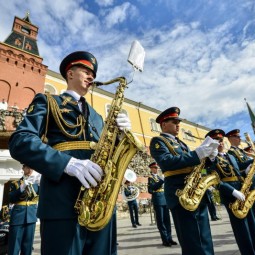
[182,129,195,142]
[44,84,57,95]
[150,118,160,132]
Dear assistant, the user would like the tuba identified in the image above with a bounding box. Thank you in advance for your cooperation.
[229,133,255,218]
[122,169,140,201]
[176,160,220,211]
[74,77,145,231]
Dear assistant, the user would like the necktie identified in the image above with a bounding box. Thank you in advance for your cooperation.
[79,97,88,119]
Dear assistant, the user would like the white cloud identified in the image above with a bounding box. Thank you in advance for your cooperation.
[95,0,114,7]
[102,2,137,28]
[1,0,255,137]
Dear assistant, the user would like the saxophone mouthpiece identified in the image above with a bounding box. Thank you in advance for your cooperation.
[93,81,104,87]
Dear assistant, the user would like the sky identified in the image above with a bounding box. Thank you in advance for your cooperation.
[1,0,255,140]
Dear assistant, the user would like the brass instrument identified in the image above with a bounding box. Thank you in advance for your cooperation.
[122,169,140,201]
[74,77,145,231]
[229,132,255,218]
[1,205,10,222]
[122,186,140,202]
[20,177,39,202]
[176,160,220,211]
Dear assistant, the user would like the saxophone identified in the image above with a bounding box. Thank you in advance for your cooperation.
[229,133,255,219]
[74,77,145,231]
[176,160,220,211]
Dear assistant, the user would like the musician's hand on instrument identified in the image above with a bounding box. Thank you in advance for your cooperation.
[20,180,30,192]
[116,113,131,131]
[65,158,103,189]
[232,189,245,201]
[245,164,252,175]
[209,148,218,161]
[195,145,214,160]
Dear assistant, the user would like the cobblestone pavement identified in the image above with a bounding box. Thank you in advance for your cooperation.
[32,206,241,255]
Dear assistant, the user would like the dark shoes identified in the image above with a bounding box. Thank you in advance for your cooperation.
[169,240,178,245]
[162,242,171,247]
[132,223,141,228]
[211,216,221,221]
[163,240,178,247]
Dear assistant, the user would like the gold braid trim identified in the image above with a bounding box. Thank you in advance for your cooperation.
[221,176,240,182]
[164,167,193,177]
[156,136,179,156]
[156,136,194,177]
[229,148,244,163]
[46,94,85,139]
[52,141,96,151]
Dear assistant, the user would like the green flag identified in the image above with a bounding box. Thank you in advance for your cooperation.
[245,99,255,135]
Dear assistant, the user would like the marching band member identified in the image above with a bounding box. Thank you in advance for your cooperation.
[226,129,253,173]
[148,161,177,247]
[8,165,39,255]
[205,129,255,255]
[150,106,217,255]
[124,180,141,228]
[8,51,131,255]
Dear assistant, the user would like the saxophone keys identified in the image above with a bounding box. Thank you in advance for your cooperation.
[90,141,97,150]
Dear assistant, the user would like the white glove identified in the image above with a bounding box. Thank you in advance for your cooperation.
[232,189,245,201]
[245,164,252,175]
[65,158,103,189]
[116,113,131,131]
[209,148,218,161]
[195,145,214,160]
[20,180,32,192]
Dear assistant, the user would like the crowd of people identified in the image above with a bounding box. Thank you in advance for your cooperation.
[4,50,255,255]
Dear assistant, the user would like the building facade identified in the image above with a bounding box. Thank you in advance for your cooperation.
[0,13,248,210]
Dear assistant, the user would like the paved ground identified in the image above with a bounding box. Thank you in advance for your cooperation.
[32,205,241,255]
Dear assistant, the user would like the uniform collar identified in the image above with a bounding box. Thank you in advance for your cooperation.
[161,132,176,140]
[64,90,81,101]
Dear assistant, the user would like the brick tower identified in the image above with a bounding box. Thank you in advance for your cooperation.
[0,12,48,110]
[0,12,48,149]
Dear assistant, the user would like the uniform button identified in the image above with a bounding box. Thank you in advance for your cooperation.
[90,133,93,137]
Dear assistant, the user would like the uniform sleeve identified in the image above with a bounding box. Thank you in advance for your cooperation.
[149,137,201,172]
[8,94,71,182]
[9,182,23,203]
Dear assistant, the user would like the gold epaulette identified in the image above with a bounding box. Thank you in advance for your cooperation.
[11,180,19,190]
[164,167,193,177]
[53,141,97,151]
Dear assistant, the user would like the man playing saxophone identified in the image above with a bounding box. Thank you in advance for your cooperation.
[8,51,131,255]
[8,164,40,255]
[226,129,253,173]
[205,129,255,255]
[149,107,218,255]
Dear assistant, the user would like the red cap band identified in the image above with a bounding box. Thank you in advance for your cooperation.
[159,113,179,123]
[65,59,94,72]
[211,133,224,139]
